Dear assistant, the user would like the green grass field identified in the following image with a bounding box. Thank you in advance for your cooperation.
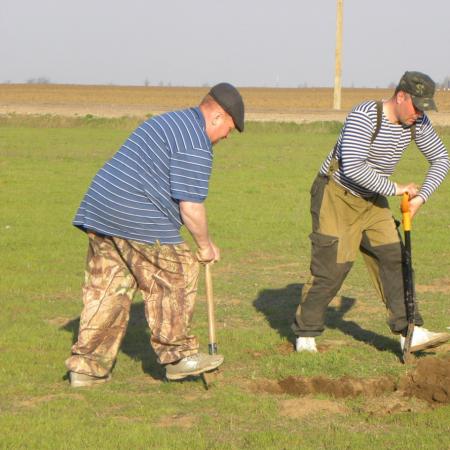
[1,115,449,449]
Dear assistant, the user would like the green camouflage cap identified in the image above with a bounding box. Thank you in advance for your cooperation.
[397,71,437,111]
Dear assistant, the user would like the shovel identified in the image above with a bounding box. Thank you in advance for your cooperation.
[205,262,218,355]
[401,192,415,364]
[200,263,219,390]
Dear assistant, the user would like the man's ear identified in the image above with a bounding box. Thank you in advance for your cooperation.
[211,111,224,126]
[396,91,407,104]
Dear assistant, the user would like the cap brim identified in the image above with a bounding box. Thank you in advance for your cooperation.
[209,88,245,132]
[412,96,437,112]
[235,119,244,132]
[223,108,244,132]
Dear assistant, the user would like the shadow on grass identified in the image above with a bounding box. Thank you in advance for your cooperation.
[253,283,400,356]
[62,301,165,380]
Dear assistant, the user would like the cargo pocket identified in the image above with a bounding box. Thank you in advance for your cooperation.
[309,232,339,279]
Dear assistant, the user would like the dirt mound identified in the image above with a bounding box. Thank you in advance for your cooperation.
[400,356,450,404]
[278,375,395,398]
[252,356,450,408]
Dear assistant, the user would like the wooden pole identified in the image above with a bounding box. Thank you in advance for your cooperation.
[333,0,343,110]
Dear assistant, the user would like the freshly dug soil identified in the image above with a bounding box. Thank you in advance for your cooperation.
[254,356,450,407]
[400,356,450,404]
[278,375,396,398]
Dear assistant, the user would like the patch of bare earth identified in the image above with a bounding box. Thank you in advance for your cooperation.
[157,413,196,428]
[317,339,349,353]
[128,375,162,386]
[362,391,429,416]
[416,278,450,294]
[16,393,85,409]
[276,342,295,355]
[279,397,348,419]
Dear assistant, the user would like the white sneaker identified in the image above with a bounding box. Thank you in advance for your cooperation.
[295,337,318,353]
[400,326,450,353]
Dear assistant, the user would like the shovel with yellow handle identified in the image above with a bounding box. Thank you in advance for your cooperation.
[401,192,415,364]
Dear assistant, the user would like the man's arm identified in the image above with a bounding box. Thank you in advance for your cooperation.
[179,200,220,263]
[414,115,450,201]
[340,110,429,211]
[406,116,450,219]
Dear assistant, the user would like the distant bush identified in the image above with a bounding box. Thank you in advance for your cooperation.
[26,77,51,84]
[0,113,142,129]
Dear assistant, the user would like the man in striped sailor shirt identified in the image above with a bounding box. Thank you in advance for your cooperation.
[293,71,450,354]
[66,83,245,387]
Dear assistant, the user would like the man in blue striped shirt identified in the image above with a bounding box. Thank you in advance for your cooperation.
[293,71,450,354]
[66,83,245,387]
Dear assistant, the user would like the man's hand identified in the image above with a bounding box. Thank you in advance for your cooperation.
[395,182,419,197]
[196,242,220,263]
[408,195,424,219]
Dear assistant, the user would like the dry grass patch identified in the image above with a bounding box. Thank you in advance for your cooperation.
[156,413,197,429]
[416,277,450,294]
[279,397,348,419]
[16,393,85,409]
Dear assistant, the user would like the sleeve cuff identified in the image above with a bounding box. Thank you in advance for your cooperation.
[172,194,206,203]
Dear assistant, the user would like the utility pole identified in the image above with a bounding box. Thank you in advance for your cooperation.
[333,0,343,110]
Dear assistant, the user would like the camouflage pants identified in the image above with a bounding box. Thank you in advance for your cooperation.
[66,232,200,377]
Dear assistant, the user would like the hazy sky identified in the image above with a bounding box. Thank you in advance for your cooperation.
[2,0,449,88]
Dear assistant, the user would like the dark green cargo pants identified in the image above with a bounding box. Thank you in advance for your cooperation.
[292,174,423,337]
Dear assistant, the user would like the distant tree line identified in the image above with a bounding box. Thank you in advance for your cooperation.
[26,77,51,84]
[438,76,450,89]
[10,74,450,89]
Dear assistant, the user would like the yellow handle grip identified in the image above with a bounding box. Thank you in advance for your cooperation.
[401,192,411,231]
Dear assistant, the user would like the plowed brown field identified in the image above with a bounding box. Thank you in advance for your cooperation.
[2,84,450,125]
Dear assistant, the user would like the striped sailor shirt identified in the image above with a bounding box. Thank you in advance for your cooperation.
[73,107,212,244]
[320,100,449,201]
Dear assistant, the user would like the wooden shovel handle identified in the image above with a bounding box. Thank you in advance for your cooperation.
[205,263,217,354]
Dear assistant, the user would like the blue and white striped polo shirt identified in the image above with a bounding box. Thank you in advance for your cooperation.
[73,107,212,244]
[320,100,449,201]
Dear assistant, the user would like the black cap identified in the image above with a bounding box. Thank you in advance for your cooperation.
[208,82,245,132]
[396,71,437,111]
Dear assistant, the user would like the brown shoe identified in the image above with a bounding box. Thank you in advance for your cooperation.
[165,353,224,381]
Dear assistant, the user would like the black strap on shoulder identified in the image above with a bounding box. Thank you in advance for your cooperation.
[331,100,382,163]
[410,123,416,141]
[373,100,416,142]
[330,100,414,167]
[371,101,383,144]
